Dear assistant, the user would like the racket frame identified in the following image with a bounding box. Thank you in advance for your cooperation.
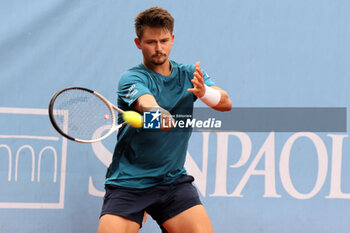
[48,87,125,143]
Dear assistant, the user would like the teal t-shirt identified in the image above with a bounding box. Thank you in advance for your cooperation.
[105,61,215,188]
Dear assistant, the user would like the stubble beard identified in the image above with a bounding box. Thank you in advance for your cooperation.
[151,53,167,66]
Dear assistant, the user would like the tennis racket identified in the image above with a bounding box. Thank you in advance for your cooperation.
[48,87,142,143]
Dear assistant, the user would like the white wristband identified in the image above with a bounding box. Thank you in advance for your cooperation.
[200,85,221,107]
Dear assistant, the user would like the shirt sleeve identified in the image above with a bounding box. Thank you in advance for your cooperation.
[202,70,216,87]
[118,72,152,107]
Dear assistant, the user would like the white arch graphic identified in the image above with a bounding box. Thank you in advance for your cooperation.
[15,145,35,182]
[0,144,12,181]
[37,146,57,183]
[0,107,68,209]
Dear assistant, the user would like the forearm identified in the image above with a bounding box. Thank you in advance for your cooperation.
[134,94,160,113]
[203,86,232,112]
[134,94,174,130]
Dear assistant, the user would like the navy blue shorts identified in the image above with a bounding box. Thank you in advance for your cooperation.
[100,175,202,229]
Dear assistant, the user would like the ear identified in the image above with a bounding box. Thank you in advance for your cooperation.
[171,34,174,45]
[134,37,142,49]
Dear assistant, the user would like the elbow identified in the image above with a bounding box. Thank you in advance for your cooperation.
[215,100,232,112]
[220,91,232,112]
[211,89,232,112]
[226,100,232,111]
[223,100,232,112]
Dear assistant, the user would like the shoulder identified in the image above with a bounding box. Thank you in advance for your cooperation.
[119,64,151,84]
[171,61,195,73]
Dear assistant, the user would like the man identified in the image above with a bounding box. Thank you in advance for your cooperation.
[98,7,232,233]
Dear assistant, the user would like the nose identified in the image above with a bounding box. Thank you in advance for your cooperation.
[155,42,162,52]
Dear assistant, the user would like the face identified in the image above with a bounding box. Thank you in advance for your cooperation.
[135,27,174,67]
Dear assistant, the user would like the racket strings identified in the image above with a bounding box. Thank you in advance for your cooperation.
[52,89,114,141]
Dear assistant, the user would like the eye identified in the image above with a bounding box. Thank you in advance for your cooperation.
[144,40,155,45]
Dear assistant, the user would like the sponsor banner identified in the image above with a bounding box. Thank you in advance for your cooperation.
[143,107,346,132]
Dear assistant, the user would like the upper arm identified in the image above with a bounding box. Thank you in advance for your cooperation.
[118,73,152,108]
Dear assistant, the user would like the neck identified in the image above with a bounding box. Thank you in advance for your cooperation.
[143,60,172,76]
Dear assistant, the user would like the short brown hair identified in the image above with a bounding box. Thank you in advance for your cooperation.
[134,7,174,39]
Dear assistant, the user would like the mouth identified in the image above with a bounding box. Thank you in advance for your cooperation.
[150,54,167,65]
[152,53,166,58]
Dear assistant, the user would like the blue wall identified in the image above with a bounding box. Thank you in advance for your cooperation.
[1,0,350,232]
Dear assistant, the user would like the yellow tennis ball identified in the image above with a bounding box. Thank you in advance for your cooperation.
[122,111,143,128]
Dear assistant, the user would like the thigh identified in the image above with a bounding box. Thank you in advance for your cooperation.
[147,175,201,226]
[162,205,214,233]
[100,185,149,228]
[98,214,140,233]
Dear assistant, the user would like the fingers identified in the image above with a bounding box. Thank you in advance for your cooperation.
[193,62,204,86]
[187,61,206,98]
[191,77,202,87]
[195,61,203,77]
[193,71,204,83]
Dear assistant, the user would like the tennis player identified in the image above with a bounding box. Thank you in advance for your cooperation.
[97,7,232,233]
